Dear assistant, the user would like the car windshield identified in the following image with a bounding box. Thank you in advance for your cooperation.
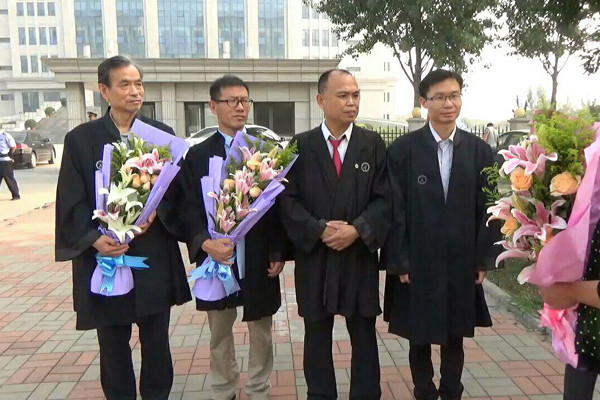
[10,132,27,142]
[190,127,217,139]
[247,127,281,142]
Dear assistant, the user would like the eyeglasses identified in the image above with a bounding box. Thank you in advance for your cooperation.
[426,93,462,105]
[214,98,254,108]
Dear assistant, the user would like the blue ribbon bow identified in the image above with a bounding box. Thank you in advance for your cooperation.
[188,256,239,297]
[95,253,149,294]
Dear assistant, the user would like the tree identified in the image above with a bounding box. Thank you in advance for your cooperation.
[307,0,496,107]
[499,0,593,106]
[44,106,55,117]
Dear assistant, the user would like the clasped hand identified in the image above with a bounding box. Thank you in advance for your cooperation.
[320,220,359,251]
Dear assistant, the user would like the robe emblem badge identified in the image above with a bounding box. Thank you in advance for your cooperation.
[95,160,103,170]
[360,162,370,172]
[418,175,427,185]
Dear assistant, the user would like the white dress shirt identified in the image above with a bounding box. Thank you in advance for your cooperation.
[0,131,16,161]
[429,123,456,201]
[322,121,353,162]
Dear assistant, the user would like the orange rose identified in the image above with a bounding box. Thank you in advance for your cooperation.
[501,216,519,236]
[510,167,533,192]
[550,172,581,196]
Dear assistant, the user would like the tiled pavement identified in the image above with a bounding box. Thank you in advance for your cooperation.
[0,204,597,399]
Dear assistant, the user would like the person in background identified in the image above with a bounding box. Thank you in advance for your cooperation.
[0,127,20,200]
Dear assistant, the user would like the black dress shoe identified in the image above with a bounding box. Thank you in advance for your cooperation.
[11,196,20,200]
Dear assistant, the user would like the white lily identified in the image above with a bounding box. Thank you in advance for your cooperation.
[106,216,142,243]
[102,182,138,207]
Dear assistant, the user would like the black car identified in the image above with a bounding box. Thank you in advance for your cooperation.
[9,130,56,168]
[493,130,528,165]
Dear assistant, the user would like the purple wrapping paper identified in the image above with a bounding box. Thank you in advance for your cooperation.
[91,120,190,296]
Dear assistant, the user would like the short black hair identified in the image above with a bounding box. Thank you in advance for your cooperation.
[487,122,494,127]
[98,55,143,88]
[418,69,463,98]
[318,69,353,94]
[210,75,249,100]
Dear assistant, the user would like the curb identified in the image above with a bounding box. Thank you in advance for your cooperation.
[483,279,549,336]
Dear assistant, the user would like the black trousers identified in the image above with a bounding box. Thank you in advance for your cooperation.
[409,337,464,400]
[0,161,19,198]
[96,311,173,400]
[304,315,380,400]
[564,363,599,400]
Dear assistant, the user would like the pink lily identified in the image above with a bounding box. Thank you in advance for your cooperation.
[240,146,257,162]
[486,196,513,225]
[495,239,534,269]
[259,158,279,181]
[499,135,558,176]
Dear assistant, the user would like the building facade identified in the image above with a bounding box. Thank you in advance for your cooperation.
[1,0,402,131]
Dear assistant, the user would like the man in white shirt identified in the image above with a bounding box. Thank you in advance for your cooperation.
[0,128,20,200]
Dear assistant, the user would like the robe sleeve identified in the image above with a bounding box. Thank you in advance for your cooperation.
[55,131,101,261]
[351,135,391,253]
[278,138,328,254]
[267,204,287,263]
[382,138,410,275]
[475,141,502,271]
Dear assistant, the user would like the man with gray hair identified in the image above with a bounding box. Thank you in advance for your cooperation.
[55,55,191,399]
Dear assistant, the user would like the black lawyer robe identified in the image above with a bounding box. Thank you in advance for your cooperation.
[383,125,501,345]
[164,132,285,322]
[278,125,391,322]
[55,110,192,331]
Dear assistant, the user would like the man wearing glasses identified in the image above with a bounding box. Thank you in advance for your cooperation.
[383,69,499,400]
[171,75,286,400]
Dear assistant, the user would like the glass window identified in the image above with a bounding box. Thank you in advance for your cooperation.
[322,30,329,46]
[30,56,38,73]
[20,56,28,73]
[218,0,245,58]
[37,2,44,16]
[117,0,146,58]
[312,8,318,19]
[254,102,295,137]
[258,0,284,58]
[42,61,48,72]
[1,94,15,101]
[302,5,308,19]
[0,38,10,43]
[158,0,205,58]
[43,92,59,101]
[22,91,40,112]
[332,32,338,47]
[16,3,24,16]
[47,2,55,15]
[27,2,34,15]
[75,0,104,57]
[18,27,26,45]
[49,27,57,44]
[302,29,309,47]
[311,29,318,46]
[29,27,36,44]
[39,27,47,44]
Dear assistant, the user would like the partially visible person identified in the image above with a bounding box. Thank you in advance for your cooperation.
[482,122,498,148]
[88,111,98,121]
[0,127,20,200]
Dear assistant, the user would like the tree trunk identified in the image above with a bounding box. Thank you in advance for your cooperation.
[412,50,423,108]
[550,53,560,109]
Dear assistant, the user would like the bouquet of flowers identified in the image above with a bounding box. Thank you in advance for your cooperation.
[486,112,600,366]
[189,133,298,301]
[91,119,190,296]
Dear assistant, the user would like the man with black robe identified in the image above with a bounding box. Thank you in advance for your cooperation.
[55,56,191,400]
[169,75,286,400]
[278,69,390,399]
[383,69,499,400]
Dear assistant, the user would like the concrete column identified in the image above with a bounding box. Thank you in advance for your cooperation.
[206,0,219,58]
[66,82,86,131]
[102,0,118,57]
[246,0,258,58]
[309,83,322,128]
[286,0,302,58]
[508,117,531,131]
[60,0,77,57]
[160,83,177,130]
[145,0,160,58]
[407,117,426,132]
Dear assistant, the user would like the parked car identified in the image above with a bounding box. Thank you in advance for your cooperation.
[9,131,56,168]
[493,130,528,165]
[187,125,288,148]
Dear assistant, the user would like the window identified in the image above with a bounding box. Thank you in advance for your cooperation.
[258,0,284,58]
[302,5,308,19]
[43,91,61,101]
[0,9,8,14]
[42,62,48,72]
[20,56,28,73]
[383,61,391,72]
[29,27,36,44]
[39,27,47,44]
[302,29,309,47]
[158,0,205,58]
[347,66,360,72]
[117,0,146,58]
[75,0,104,57]
[0,66,12,71]
[37,2,44,16]
[332,32,338,47]
[312,8,318,19]
[0,38,9,43]
[47,2,55,15]
[1,94,15,101]
[30,56,38,73]
[311,29,318,46]
[384,92,390,103]
[27,2,34,16]
[49,27,57,45]
[322,30,329,46]
[19,27,26,45]
[254,102,295,137]
[218,0,246,58]
[184,102,216,136]
[22,91,40,112]
[16,3,24,16]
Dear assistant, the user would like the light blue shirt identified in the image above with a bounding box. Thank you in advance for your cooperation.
[218,130,246,278]
[429,123,456,201]
[0,131,16,161]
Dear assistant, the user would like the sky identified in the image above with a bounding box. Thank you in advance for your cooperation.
[392,44,600,124]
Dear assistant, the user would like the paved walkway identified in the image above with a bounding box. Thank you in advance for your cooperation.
[0,204,594,399]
